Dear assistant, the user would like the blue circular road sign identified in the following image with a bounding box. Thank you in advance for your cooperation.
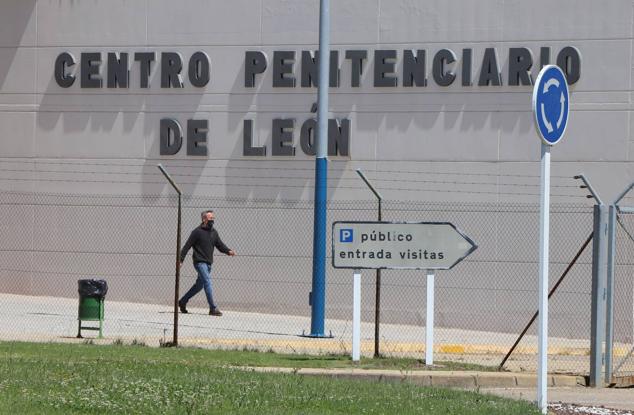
[532,65,569,145]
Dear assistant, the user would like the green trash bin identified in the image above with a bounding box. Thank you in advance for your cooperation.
[77,279,107,339]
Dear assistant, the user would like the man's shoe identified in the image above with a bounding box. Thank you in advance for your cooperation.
[209,308,223,316]
[179,302,188,314]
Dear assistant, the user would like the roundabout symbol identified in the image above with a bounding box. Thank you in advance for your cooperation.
[533,65,569,145]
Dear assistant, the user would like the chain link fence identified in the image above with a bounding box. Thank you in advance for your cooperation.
[610,208,634,379]
[0,190,597,373]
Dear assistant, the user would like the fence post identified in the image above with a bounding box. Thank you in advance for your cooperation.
[604,180,634,383]
[590,204,607,387]
[604,204,617,384]
[157,164,182,347]
[355,169,383,358]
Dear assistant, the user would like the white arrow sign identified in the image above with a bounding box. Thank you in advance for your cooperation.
[332,222,477,270]
[557,92,566,129]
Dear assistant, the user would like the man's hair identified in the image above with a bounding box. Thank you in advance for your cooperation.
[200,210,214,220]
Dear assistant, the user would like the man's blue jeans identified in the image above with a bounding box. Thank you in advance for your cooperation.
[179,262,216,309]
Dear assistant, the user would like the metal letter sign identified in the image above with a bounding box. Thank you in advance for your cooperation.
[332,222,477,270]
[533,65,569,146]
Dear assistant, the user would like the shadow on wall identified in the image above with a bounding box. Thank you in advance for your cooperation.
[224,53,353,202]
[34,50,206,197]
[0,0,36,89]
[25,3,537,201]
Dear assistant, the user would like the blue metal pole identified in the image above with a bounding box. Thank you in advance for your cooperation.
[310,0,330,337]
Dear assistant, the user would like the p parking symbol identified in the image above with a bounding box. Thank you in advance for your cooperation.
[340,229,353,243]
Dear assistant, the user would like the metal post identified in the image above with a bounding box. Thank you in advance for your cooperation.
[605,180,634,383]
[375,200,382,358]
[605,204,616,384]
[157,164,182,347]
[355,169,383,357]
[590,204,607,387]
[425,270,435,366]
[573,174,607,387]
[352,270,361,362]
[309,0,331,337]
[537,144,551,413]
[175,193,181,345]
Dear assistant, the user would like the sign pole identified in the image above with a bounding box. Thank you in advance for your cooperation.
[532,65,569,413]
[352,269,361,362]
[309,0,330,337]
[425,270,435,366]
[537,143,550,413]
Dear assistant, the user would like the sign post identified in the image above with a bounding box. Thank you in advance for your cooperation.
[352,269,361,362]
[425,270,435,365]
[332,222,477,363]
[532,65,570,414]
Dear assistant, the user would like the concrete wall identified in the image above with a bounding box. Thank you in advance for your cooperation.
[1,0,633,341]
[0,0,632,200]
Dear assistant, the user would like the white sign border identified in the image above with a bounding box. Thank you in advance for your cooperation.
[532,64,569,146]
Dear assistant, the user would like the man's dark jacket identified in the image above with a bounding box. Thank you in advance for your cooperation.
[180,224,231,264]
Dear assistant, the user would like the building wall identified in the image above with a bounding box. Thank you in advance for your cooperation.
[0,0,632,200]
[1,0,633,339]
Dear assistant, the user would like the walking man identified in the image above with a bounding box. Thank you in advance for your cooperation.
[179,210,235,316]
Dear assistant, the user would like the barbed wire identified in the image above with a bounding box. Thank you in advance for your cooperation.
[0,158,577,180]
[0,167,580,189]
[0,177,589,198]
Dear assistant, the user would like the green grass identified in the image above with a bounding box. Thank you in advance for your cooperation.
[0,340,495,372]
[0,342,538,414]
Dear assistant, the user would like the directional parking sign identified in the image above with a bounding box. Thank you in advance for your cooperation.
[332,221,477,270]
[533,65,569,145]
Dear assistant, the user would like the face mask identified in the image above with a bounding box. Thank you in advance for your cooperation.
[206,220,214,228]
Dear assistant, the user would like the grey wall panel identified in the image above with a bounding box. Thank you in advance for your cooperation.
[345,114,378,160]
[0,252,33,294]
[147,0,261,46]
[262,0,380,45]
[374,112,500,161]
[379,0,505,44]
[553,111,629,162]
[498,110,629,162]
[35,112,146,158]
[0,96,35,112]
[380,0,631,44]
[562,40,630,93]
[261,0,318,45]
[0,112,35,157]
[629,112,634,153]
[0,0,36,47]
[501,0,632,41]
[0,204,34,251]
[34,205,167,254]
[0,48,36,94]
[36,0,147,47]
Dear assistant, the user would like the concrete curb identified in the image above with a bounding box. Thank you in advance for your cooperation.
[184,338,592,357]
[235,366,586,389]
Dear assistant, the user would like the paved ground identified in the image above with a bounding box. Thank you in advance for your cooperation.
[0,292,601,372]
[1,292,633,412]
[483,388,634,413]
